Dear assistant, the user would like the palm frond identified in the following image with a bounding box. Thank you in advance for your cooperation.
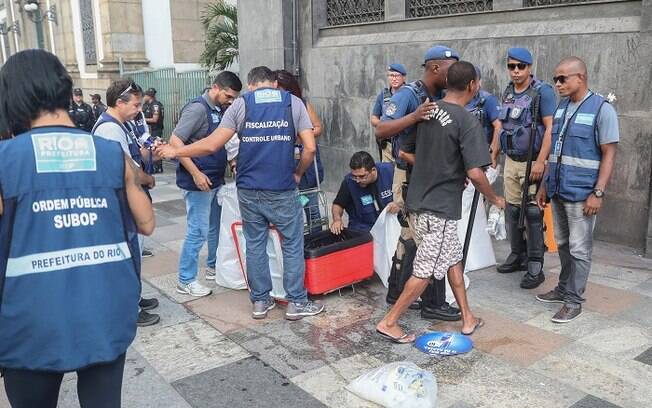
[200,0,239,71]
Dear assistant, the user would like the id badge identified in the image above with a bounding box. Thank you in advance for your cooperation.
[360,195,374,206]
[553,139,563,157]
[294,146,301,160]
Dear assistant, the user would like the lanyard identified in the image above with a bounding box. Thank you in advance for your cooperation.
[554,91,593,158]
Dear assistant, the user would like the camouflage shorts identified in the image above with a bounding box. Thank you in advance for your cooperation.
[411,212,463,280]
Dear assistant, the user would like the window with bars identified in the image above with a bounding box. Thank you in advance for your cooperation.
[524,0,593,6]
[409,0,493,17]
[326,0,385,26]
[80,0,97,65]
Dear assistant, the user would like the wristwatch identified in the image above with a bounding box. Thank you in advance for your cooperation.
[593,188,604,198]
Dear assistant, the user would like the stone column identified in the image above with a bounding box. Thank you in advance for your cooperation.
[96,0,148,75]
[642,0,652,257]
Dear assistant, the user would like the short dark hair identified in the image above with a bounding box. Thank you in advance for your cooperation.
[0,49,73,135]
[349,151,375,171]
[446,61,477,92]
[213,71,242,92]
[106,79,143,107]
[274,69,303,100]
[247,66,275,85]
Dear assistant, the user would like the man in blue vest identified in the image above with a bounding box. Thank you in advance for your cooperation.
[466,66,502,168]
[496,47,556,290]
[156,66,325,321]
[169,71,242,298]
[536,57,619,323]
[92,79,161,327]
[330,151,398,234]
[0,49,155,406]
[371,63,407,163]
[376,45,461,322]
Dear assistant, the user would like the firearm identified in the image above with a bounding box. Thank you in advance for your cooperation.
[518,93,541,229]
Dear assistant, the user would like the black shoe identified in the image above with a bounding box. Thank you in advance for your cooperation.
[421,303,462,321]
[137,310,160,327]
[386,296,421,310]
[497,253,527,274]
[536,290,564,304]
[520,272,545,289]
[139,297,159,311]
[142,249,154,258]
[520,261,545,289]
[551,305,582,323]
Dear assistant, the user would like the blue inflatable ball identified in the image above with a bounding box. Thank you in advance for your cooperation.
[415,331,474,356]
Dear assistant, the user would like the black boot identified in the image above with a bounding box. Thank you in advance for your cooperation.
[520,260,545,289]
[497,204,527,273]
[386,238,421,309]
[421,278,461,321]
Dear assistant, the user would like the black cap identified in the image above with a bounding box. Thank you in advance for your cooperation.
[145,88,157,96]
[73,88,83,96]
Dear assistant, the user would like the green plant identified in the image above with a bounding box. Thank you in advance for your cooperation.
[200,1,238,71]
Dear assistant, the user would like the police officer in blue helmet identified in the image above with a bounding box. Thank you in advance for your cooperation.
[157,66,325,321]
[496,47,556,289]
[466,66,502,168]
[0,49,154,407]
[371,63,407,162]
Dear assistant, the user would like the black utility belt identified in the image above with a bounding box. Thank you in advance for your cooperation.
[507,153,539,163]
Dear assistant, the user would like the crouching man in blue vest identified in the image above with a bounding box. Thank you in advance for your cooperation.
[157,66,325,321]
[330,151,398,234]
[0,49,154,407]
[535,57,619,323]
[169,72,242,297]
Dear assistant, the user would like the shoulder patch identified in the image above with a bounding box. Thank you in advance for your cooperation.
[31,133,97,173]
[254,89,283,104]
[384,102,398,116]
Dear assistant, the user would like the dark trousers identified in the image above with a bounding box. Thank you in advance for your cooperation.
[2,353,126,408]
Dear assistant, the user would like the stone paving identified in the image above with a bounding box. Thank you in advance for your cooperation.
[2,169,652,408]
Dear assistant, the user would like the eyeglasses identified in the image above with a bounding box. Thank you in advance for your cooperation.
[387,73,403,79]
[507,63,528,71]
[350,172,371,181]
[552,73,581,84]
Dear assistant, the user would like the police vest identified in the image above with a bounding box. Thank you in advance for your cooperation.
[382,87,392,108]
[92,112,143,166]
[499,77,547,157]
[0,127,141,372]
[390,80,430,168]
[69,102,93,130]
[144,101,164,132]
[175,96,227,191]
[547,92,605,202]
[466,90,493,144]
[344,162,394,232]
[238,88,297,191]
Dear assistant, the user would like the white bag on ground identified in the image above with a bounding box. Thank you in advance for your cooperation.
[214,183,247,289]
[370,208,402,288]
[346,362,437,408]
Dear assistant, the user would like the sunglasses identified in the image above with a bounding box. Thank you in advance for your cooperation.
[507,63,528,71]
[118,82,141,98]
[552,73,581,84]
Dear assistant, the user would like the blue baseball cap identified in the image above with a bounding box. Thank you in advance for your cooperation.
[422,45,460,66]
[507,47,533,65]
[388,63,407,76]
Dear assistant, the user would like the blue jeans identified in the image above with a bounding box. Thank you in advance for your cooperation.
[551,198,596,306]
[237,188,307,303]
[178,187,222,284]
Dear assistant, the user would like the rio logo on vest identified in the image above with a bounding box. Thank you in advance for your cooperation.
[31,133,97,173]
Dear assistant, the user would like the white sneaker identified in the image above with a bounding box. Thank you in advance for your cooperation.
[177,280,212,297]
[205,267,216,281]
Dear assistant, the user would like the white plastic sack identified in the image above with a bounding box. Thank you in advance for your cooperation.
[233,224,287,301]
[214,183,247,289]
[346,362,437,408]
[486,205,506,241]
[370,208,402,288]
[457,183,496,273]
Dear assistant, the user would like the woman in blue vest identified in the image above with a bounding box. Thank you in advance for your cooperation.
[0,49,155,407]
[330,151,398,233]
[274,69,325,234]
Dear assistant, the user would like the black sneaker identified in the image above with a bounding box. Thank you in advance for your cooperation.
[536,290,564,304]
[421,303,462,321]
[520,273,545,289]
[139,297,159,311]
[551,305,582,323]
[137,310,160,327]
[142,249,154,258]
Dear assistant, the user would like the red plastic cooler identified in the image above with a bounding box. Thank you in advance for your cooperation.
[303,229,374,295]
